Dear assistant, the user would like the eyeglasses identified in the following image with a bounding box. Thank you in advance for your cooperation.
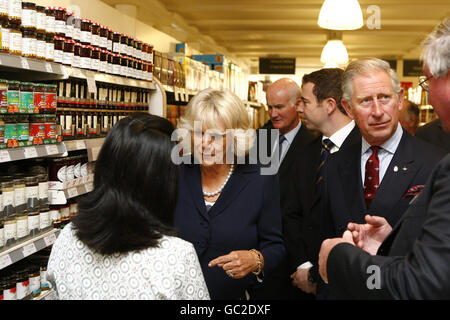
[419,75,433,92]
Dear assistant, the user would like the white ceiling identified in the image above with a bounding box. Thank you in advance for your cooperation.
[101,0,450,71]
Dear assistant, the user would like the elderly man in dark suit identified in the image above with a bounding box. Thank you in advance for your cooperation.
[283,68,360,298]
[318,17,450,299]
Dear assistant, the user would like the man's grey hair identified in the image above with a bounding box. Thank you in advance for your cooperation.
[342,58,401,107]
[421,17,450,78]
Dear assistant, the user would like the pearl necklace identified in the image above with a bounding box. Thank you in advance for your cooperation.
[202,164,235,197]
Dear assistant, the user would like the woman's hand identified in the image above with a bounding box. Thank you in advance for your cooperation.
[208,250,264,279]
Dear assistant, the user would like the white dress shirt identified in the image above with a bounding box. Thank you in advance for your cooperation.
[276,120,302,165]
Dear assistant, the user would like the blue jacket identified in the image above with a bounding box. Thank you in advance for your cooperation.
[174,163,286,299]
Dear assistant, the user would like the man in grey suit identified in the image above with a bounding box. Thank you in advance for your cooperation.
[318,17,450,299]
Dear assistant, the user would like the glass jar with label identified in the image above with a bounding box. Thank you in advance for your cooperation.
[45,84,57,113]
[80,44,91,70]
[107,28,113,51]
[0,79,7,113]
[53,7,66,37]
[33,83,45,114]
[90,46,100,71]
[16,115,29,145]
[22,29,36,58]
[36,32,46,60]
[64,11,73,39]
[127,36,134,58]
[62,38,74,66]
[112,53,121,75]
[142,43,148,61]
[44,114,56,141]
[136,40,143,60]
[60,204,70,227]
[148,45,154,63]
[99,25,108,50]
[27,207,39,236]
[99,49,107,73]
[4,115,17,148]
[120,34,127,56]
[13,177,26,212]
[20,82,34,114]
[21,2,36,31]
[112,31,120,53]
[38,204,50,230]
[8,0,21,25]
[73,16,81,42]
[45,32,54,61]
[0,115,4,144]
[91,22,100,48]
[48,158,66,183]
[0,215,4,249]
[29,114,45,145]
[8,22,21,55]
[107,51,113,75]
[28,265,41,297]
[37,173,48,207]
[120,55,128,77]
[40,261,50,291]
[53,35,64,64]
[25,176,39,210]
[15,268,29,299]
[45,7,55,34]
[1,20,10,53]
[14,209,28,240]
[80,19,91,45]
[49,205,61,228]
[36,6,46,33]
[73,41,81,68]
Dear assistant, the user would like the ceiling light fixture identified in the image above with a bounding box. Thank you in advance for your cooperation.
[320,31,349,65]
[318,0,364,30]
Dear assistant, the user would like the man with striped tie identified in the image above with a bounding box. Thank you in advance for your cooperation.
[284,68,361,298]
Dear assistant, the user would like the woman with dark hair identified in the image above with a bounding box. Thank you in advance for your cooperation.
[47,113,210,300]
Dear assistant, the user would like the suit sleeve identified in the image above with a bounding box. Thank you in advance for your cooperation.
[258,174,286,276]
[327,156,450,299]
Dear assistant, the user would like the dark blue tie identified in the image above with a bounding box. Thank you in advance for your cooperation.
[316,138,334,186]
[279,135,286,161]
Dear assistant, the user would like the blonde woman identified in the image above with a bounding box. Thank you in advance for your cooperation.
[174,88,285,299]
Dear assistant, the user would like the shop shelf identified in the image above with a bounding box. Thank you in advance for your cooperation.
[0,228,60,271]
[0,143,66,164]
[48,174,95,205]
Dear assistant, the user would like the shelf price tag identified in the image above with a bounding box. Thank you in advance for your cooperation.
[87,76,97,93]
[85,182,94,193]
[75,140,86,150]
[22,243,37,257]
[0,254,13,269]
[21,57,30,69]
[24,147,38,158]
[0,150,11,163]
[44,233,57,247]
[45,145,59,155]
[45,63,53,73]
[67,187,78,198]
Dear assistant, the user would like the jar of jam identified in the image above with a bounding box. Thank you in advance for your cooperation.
[45,84,57,113]
[120,55,128,77]
[7,80,19,114]
[36,6,46,33]
[112,31,120,54]
[142,43,148,61]
[1,20,10,53]
[44,114,56,141]
[29,114,45,144]
[37,173,48,208]
[54,7,66,37]
[91,22,100,48]
[73,41,81,68]
[99,25,108,50]
[45,7,55,34]
[128,57,135,79]
[64,11,73,39]
[25,176,39,211]
[112,53,121,75]
[137,60,143,80]
[34,83,45,114]
[49,205,61,228]
[4,115,17,147]
[62,38,74,66]
[36,32,46,60]
[8,0,21,25]
[21,29,36,58]
[13,177,26,214]
[15,269,29,299]
[136,40,143,60]
[8,23,22,55]
[91,46,100,71]
[80,44,91,70]
[73,16,81,42]
[147,63,153,82]
[39,204,50,229]
[120,33,127,56]
[107,51,113,74]
[21,2,36,31]
[106,28,113,51]
[20,82,34,114]
[45,32,54,61]
[127,36,134,58]
[0,1,7,22]
[28,265,41,297]
[0,79,7,114]
[80,19,92,45]
[53,36,64,64]
[99,49,108,73]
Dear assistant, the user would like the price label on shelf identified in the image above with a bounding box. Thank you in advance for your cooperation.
[87,76,97,93]
[22,243,37,257]
[45,63,53,73]
[67,187,78,198]
[44,233,57,247]
[45,145,59,155]
[0,254,13,270]
[75,140,86,150]
[21,57,30,69]
[24,147,38,158]
[0,150,11,163]
[85,182,94,193]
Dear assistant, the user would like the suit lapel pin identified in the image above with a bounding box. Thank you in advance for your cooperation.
[402,166,408,171]
[393,165,399,172]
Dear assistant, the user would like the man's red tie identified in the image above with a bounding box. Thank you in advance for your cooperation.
[364,146,380,209]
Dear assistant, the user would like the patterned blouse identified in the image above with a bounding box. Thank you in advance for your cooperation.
[47,223,210,300]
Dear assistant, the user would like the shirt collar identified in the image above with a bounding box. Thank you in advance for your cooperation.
[323,120,355,149]
[361,122,403,155]
[283,120,302,144]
